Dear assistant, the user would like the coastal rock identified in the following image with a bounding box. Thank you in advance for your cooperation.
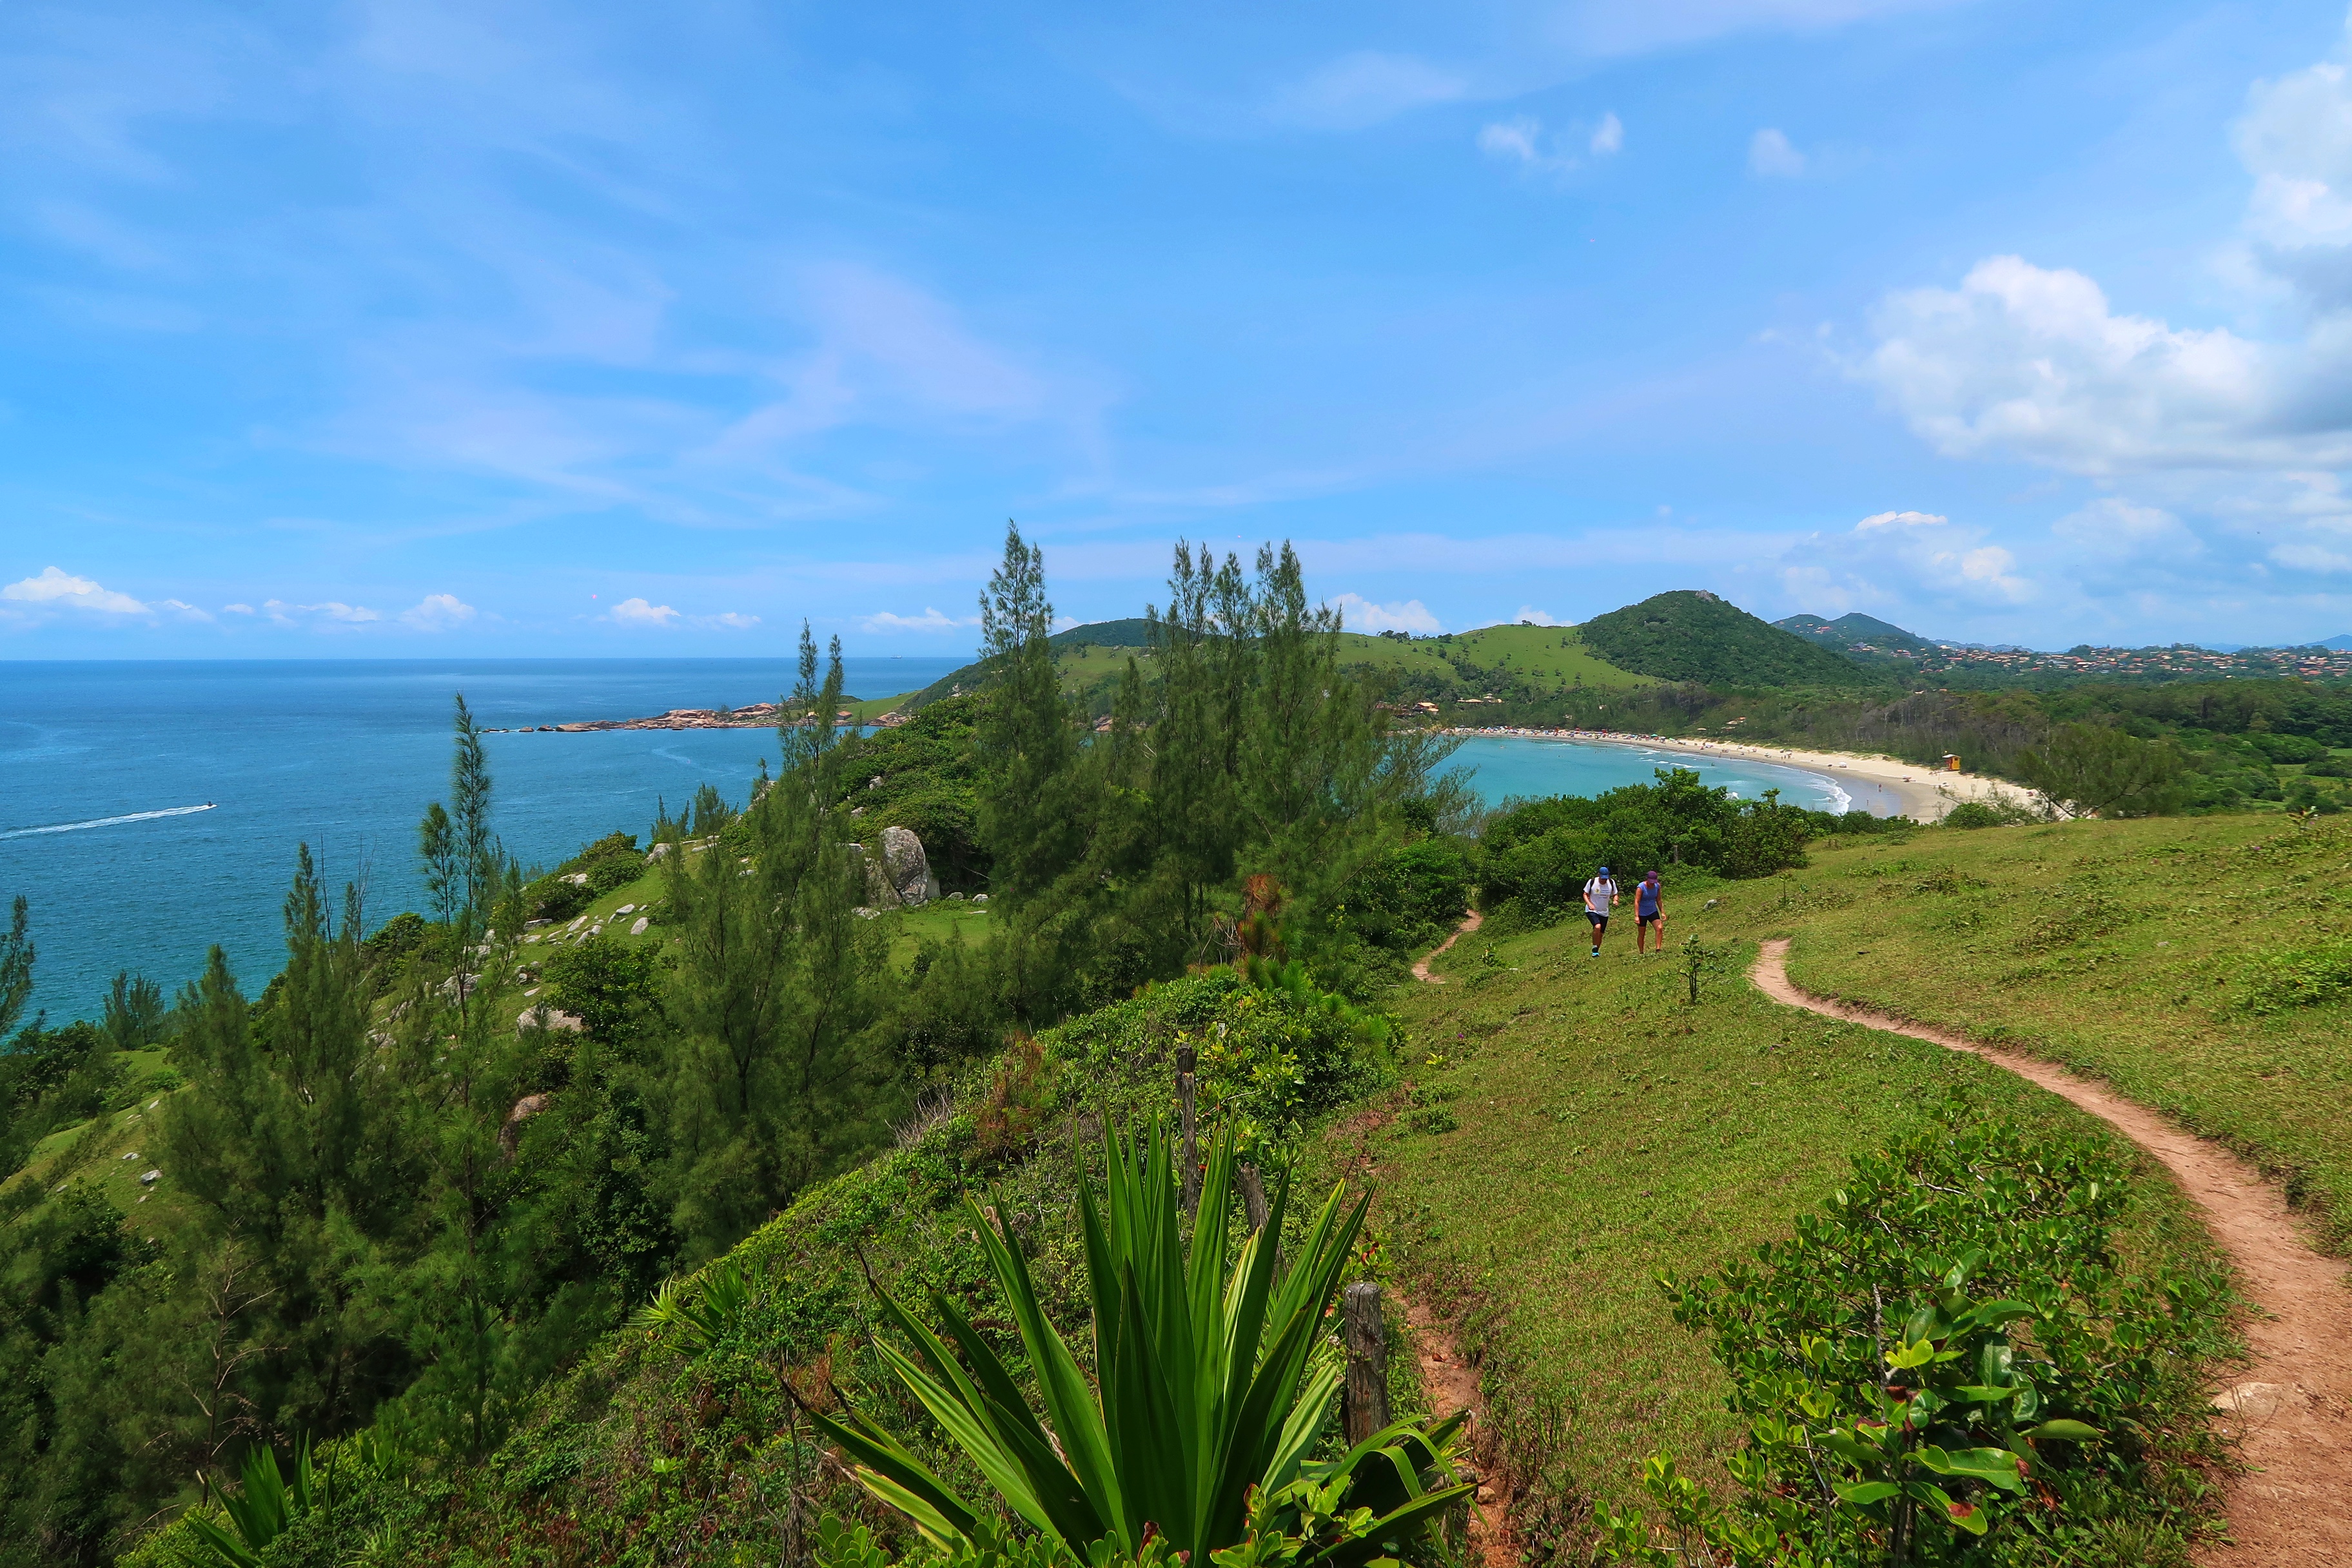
[846,843,902,909]
[630,917,649,936]
[517,1004,585,1034]
[139,1169,161,1186]
[645,842,671,863]
[500,1093,552,1159]
[881,826,938,906]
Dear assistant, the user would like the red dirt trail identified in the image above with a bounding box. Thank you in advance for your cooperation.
[1411,910,1482,983]
[1752,939,2352,1567]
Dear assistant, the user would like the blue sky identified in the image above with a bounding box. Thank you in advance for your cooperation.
[8,0,2352,656]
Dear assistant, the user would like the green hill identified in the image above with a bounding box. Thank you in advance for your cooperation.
[1581,591,1884,688]
[1774,611,1938,656]
[884,618,1656,717]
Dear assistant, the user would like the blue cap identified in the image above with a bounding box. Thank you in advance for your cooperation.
[1598,865,1611,874]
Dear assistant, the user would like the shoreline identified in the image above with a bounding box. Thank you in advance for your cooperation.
[1440,727,2014,822]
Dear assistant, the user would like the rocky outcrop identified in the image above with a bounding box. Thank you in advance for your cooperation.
[881,826,940,906]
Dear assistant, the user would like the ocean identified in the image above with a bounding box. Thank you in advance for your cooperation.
[1,662,1857,1023]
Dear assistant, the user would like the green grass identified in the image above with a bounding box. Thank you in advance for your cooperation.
[1763,813,2352,1250]
[1345,828,2240,1533]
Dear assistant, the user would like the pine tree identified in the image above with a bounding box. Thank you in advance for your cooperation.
[660,624,892,1260]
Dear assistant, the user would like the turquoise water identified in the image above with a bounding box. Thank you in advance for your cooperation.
[2,663,1882,1024]
[1448,734,1874,814]
[0,658,963,1023]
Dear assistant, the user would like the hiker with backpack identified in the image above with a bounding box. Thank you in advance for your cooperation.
[1583,865,1618,957]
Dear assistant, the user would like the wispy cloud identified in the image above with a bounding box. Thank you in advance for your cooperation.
[1749,128,1807,176]
[1478,112,1623,177]
[861,606,978,633]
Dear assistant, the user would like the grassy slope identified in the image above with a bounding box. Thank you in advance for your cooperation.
[108,817,2286,1563]
[1347,819,2251,1528]
[889,623,1658,718]
[1776,813,2352,1248]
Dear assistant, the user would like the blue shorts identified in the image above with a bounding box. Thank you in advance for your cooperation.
[1586,910,1608,930]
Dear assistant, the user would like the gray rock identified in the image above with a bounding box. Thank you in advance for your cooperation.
[629,916,649,936]
[645,842,672,863]
[517,1004,585,1034]
[881,825,936,907]
[139,1169,161,1186]
[846,843,902,908]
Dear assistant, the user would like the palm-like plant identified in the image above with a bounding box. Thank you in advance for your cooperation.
[186,1440,315,1568]
[805,1121,1467,1567]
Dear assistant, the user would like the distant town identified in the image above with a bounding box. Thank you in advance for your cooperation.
[1855,640,2352,681]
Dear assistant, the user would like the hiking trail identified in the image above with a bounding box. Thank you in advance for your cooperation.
[1752,938,2352,1568]
[1411,910,1482,983]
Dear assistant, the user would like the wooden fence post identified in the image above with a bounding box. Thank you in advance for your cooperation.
[1342,1281,1389,1444]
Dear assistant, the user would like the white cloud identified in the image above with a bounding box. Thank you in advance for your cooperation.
[1478,117,1542,164]
[264,598,382,625]
[861,606,977,633]
[607,597,678,627]
[701,611,760,630]
[1478,113,1618,175]
[1777,509,2034,615]
[3,565,148,614]
[398,592,477,629]
[1513,606,1567,626]
[1749,128,1807,177]
[1861,256,2286,474]
[224,603,255,615]
[1332,593,1442,634]
[1275,52,1467,130]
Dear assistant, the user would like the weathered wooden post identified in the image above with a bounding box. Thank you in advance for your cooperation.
[1239,1163,1270,1233]
[1342,1281,1389,1444]
[1177,1041,1200,1215]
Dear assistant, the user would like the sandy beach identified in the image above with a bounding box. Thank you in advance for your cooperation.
[1445,727,2017,822]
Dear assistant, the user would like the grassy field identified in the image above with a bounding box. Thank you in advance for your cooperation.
[1772,812,2352,1250]
[1351,821,2257,1534]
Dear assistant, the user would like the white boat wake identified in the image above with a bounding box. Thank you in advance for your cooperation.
[0,803,219,841]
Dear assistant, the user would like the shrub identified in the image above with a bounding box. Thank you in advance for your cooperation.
[1602,1109,2233,1567]
[2237,941,2352,1014]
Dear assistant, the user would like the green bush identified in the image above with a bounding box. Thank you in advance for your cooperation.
[1337,839,1472,952]
[2236,941,2352,1014]
[1602,1108,2233,1567]
[1477,769,1822,924]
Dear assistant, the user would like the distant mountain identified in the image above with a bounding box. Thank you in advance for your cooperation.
[1774,611,1937,655]
[2318,634,2352,651]
[1584,591,1881,688]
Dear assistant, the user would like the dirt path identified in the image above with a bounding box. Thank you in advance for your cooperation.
[1751,939,2352,1567]
[1402,1293,1515,1568]
[1411,910,1483,983]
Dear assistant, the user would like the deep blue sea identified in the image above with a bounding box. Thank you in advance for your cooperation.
[1,662,1861,1023]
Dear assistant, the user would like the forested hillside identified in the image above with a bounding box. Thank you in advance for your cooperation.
[1578,590,1883,688]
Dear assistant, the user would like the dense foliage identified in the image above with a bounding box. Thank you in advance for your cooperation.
[1577,592,1881,690]
[108,966,1398,1568]
[1603,1107,2233,1567]
[1474,769,1900,927]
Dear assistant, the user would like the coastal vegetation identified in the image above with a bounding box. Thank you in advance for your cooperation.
[2,555,2349,1566]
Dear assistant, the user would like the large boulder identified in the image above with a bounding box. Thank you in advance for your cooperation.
[881,826,940,906]
[845,842,901,908]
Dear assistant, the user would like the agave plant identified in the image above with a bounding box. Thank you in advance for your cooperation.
[632,1256,754,1355]
[186,1440,315,1568]
[806,1119,1467,1567]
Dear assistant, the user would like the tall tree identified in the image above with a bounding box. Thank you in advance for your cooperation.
[0,896,32,1042]
[660,624,892,1259]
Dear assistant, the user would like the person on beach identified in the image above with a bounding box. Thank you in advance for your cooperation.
[1583,865,1618,957]
[1633,869,1665,954]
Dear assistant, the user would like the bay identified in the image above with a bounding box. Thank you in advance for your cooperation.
[0,658,962,1022]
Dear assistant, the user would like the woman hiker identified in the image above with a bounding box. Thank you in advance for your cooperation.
[1633,868,1665,955]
